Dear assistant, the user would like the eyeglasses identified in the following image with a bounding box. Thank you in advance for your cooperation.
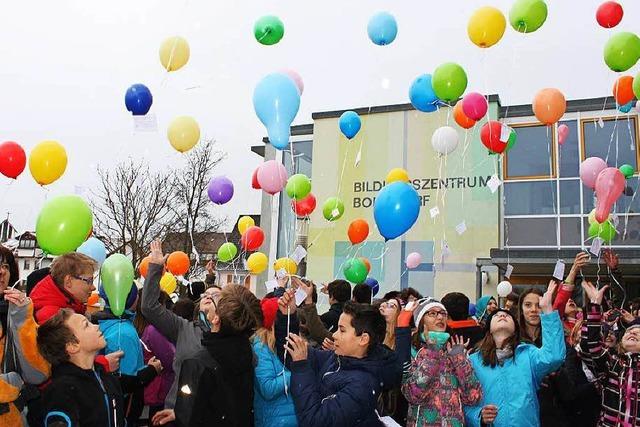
[72,275,94,285]
[381,302,399,310]
[425,310,448,319]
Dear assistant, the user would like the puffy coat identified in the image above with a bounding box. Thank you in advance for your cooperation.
[31,275,85,324]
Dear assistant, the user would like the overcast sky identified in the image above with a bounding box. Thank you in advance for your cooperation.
[0,0,637,232]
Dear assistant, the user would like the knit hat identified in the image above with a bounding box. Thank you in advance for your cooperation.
[260,297,279,330]
[414,297,446,329]
[99,283,138,311]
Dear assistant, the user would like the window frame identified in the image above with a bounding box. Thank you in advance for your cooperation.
[503,122,557,181]
[579,115,640,172]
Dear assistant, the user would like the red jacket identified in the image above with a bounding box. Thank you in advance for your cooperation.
[30,275,86,324]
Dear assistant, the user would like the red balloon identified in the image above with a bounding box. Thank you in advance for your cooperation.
[480,121,508,154]
[292,193,317,217]
[596,1,623,28]
[359,257,371,274]
[251,167,261,189]
[0,141,26,179]
[347,218,369,244]
[240,226,265,251]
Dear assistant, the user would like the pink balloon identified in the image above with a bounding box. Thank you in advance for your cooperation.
[462,93,488,121]
[595,167,625,223]
[257,160,288,195]
[405,252,422,269]
[557,124,570,145]
[579,157,607,189]
[280,69,304,95]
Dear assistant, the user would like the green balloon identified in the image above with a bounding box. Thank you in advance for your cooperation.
[343,258,367,284]
[286,174,312,200]
[36,195,93,255]
[322,197,345,221]
[101,254,134,317]
[588,221,617,244]
[509,0,548,33]
[254,16,285,45]
[604,32,640,72]
[217,242,238,262]
[633,72,640,100]
[620,164,635,179]
[431,63,468,102]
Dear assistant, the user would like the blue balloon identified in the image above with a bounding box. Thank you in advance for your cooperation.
[619,101,634,113]
[364,277,379,297]
[374,182,420,240]
[367,12,398,46]
[339,111,362,140]
[253,73,301,150]
[124,84,153,116]
[77,237,107,266]
[409,74,440,113]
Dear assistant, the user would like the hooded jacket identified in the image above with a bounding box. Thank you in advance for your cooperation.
[31,275,85,324]
[141,324,175,407]
[475,296,495,326]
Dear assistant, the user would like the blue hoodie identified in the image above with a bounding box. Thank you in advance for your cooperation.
[94,310,144,376]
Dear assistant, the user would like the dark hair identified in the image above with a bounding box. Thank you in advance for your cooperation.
[441,292,470,321]
[217,285,263,336]
[352,283,372,304]
[173,298,196,321]
[506,292,519,303]
[518,287,544,345]
[400,287,423,303]
[37,308,78,366]
[328,280,351,304]
[0,246,19,288]
[475,328,520,368]
[342,301,386,353]
[383,291,401,300]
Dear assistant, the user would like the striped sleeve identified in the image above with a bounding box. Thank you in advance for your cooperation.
[579,303,610,380]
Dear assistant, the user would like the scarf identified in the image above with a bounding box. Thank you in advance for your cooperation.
[496,346,513,365]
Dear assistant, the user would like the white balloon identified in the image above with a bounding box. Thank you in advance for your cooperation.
[496,280,512,298]
[431,126,459,155]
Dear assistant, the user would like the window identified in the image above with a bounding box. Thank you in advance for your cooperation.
[505,125,555,179]
[504,218,557,246]
[582,117,638,169]
[23,259,30,271]
[559,120,579,177]
[504,181,557,215]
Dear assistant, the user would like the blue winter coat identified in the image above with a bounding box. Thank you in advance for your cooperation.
[94,310,144,376]
[252,336,298,427]
[464,310,566,427]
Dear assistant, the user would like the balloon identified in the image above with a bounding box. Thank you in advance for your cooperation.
[208,176,234,205]
[247,252,268,274]
[509,0,548,33]
[139,256,150,278]
[532,88,566,125]
[286,174,312,200]
[167,251,190,276]
[343,258,367,284]
[124,84,153,116]
[160,272,177,295]
[167,116,200,153]
[253,73,300,150]
[101,254,134,316]
[88,293,100,306]
[597,1,624,28]
[480,121,512,154]
[240,226,265,251]
[588,209,607,225]
[292,193,317,217]
[431,126,459,156]
[257,160,288,195]
[217,242,238,262]
[620,164,635,179]
[453,101,476,129]
[348,219,369,245]
[364,277,379,297]
[405,252,422,269]
[360,257,371,274]
[613,76,635,106]
[595,167,625,223]
[0,141,26,179]
[29,140,67,185]
[432,63,468,102]
[339,111,362,140]
[280,69,304,95]
[634,72,640,100]
[497,281,512,297]
[386,168,410,184]
[254,16,285,45]
[557,124,570,145]
[36,195,93,255]
[274,257,297,275]
[238,216,255,235]
[504,128,518,153]
[588,220,617,243]
[77,238,107,266]
[374,182,420,240]
[252,168,261,189]
[462,93,488,121]
[322,197,345,221]
[467,6,506,48]
[580,157,607,189]
[367,12,398,46]
[620,101,635,113]
[159,36,190,72]
[603,32,640,72]
[409,74,439,113]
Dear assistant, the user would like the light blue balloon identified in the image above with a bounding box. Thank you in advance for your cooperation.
[367,12,398,46]
[253,73,300,150]
[620,101,634,113]
[77,237,107,266]
[409,74,440,113]
[374,182,420,240]
[339,111,362,140]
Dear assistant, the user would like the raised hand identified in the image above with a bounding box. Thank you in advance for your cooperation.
[278,289,297,315]
[582,281,609,305]
[149,240,165,266]
[446,334,470,354]
[285,333,308,362]
[603,249,619,270]
[539,280,558,314]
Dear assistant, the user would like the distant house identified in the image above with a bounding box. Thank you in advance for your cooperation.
[2,230,54,283]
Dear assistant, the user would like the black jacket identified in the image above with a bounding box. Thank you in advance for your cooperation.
[43,362,125,427]
[557,346,600,427]
[174,332,255,427]
[320,302,343,333]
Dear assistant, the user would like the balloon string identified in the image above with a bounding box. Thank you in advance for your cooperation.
[392,268,408,290]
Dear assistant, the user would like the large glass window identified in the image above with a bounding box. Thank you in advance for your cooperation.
[582,117,638,169]
[559,120,579,177]
[506,125,555,179]
[504,181,557,215]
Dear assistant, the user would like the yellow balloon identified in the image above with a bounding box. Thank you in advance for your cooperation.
[467,6,506,48]
[167,116,200,153]
[274,257,297,275]
[247,252,268,274]
[159,36,190,72]
[386,168,410,184]
[238,216,255,235]
[29,140,68,186]
[160,272,177,294]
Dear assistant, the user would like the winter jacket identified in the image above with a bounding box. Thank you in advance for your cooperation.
[141,324,175,407]
[447,319,484,348]
[557,345,600,427]
[553,282,577,334]
[320,302,343,333]
[93,310,144,376]
[464,310,566,427]
[252,336,297,427]
[43,362,125,427]
[174,332,255,427]
[31,275,86,324]
[141,262,208,409]
[475,296,495,327]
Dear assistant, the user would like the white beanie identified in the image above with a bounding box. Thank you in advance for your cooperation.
[414,297,446,328]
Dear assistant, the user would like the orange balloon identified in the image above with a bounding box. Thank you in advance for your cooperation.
[453,101,476,129]
[139,256,150,278]
[359,257,371,274]
[167,251,190,276]
[613,76,635,106]
[87,293,100,306]
[532,88,566,125]
[348,219,369,245]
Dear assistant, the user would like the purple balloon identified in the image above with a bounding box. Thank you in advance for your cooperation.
[208,176,234,205]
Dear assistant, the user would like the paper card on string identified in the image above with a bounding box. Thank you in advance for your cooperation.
[265,280,278,292]
[354,149,362,167]
[500,124,511,143]
[379,417,402,427]
[294,288,307,306]
[430,207,440,219]
[133,113,158,132]
[553,260,565,281]
[590,237,603,256]
[598,118,604,128]
[455,221,467,235]
[276,268,287,279]
[505,264,514,279]
[331,209,340,219]
[290,245,307,264]
[487,175,502,194]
